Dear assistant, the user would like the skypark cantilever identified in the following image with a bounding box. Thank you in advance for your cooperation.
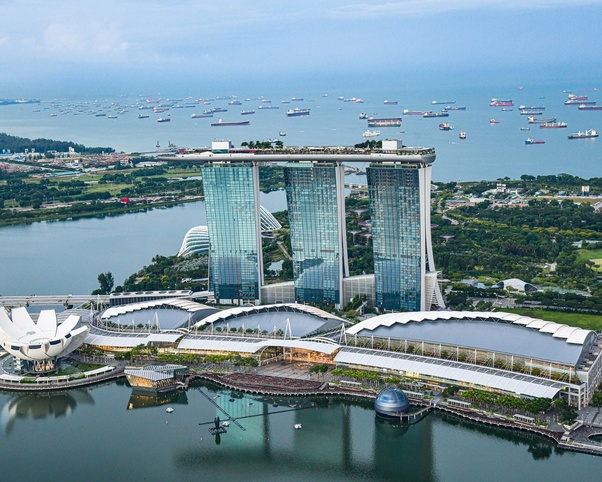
[182,139,443,312]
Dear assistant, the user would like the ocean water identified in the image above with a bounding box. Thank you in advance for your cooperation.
[1,73,600,183]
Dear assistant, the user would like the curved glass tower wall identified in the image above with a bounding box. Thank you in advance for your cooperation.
[284,161,348,307]
[202,161,263,305]
[367,160,442,311]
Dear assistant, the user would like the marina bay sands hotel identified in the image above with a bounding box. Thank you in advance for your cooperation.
[189,139,444,312]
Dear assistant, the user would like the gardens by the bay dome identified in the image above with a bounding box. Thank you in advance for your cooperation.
[374,388,410,419]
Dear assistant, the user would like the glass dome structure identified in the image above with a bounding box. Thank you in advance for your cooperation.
[374,388,410,419]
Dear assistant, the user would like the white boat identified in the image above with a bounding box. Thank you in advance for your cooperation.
[222,421,230,427]
[459,131,466,139]
[279,131,286,136]
[165,407,173,413]
[294,423,302,429]
[363,129,381,137]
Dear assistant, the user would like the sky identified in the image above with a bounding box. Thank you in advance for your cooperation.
[1,0,601,97]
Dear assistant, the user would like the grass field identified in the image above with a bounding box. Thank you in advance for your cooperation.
[577,248,602,272]
[502,308,602,331]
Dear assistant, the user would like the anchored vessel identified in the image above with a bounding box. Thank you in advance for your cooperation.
[525,137,545,145]
[211,119,250,126]
[568,129,598,139]
[367,117,402,127]
[286,108,310,117]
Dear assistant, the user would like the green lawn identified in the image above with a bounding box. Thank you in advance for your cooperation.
[502,308,602,331]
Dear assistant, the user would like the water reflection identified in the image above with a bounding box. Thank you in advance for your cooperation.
[1,390,94,435]
[127,390,188,410]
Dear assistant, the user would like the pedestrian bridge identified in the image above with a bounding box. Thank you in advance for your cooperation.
[0,294,109,308]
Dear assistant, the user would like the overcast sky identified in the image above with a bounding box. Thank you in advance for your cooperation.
[1,0,601,96]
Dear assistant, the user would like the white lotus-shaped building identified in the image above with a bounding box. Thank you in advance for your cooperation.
[0,307,89,373]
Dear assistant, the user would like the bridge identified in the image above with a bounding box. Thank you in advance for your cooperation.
[0,294,109,308]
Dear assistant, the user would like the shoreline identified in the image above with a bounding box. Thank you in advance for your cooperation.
[1,362,601,457]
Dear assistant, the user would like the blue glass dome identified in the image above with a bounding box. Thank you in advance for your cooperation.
[374,388,410,419]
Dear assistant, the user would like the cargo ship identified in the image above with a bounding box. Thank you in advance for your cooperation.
[432,100,455,105]
[568,129,598,139]
[525,138,545,145]
[157,117,171,123]
[403,109,425,115]
[520,109,543,115]
[528,117,557,124]
[565,99,596,105]
[363,129,381,137]
[240,110,255,115]
[191,113,213,118]
[490,118,500,124]
[578,104,602,110]
[519,105,545,110]
[539,122,567,128]
[444,105,466,111]
[286,108,310,117]
[439,123,454,131]
[423,111,449,118]
[258,105,279,109]
[383,100,398,105]
[211,118,250,126]
[367,117,402,127]
[490,98,513,107]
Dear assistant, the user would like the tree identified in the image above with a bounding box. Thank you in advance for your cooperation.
[97,272,114,294]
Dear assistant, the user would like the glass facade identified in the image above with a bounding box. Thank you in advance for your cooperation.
[284,163,345,306]
[202,163,261,304]
[368,164,422,311]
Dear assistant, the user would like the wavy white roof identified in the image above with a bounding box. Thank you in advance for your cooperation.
[346,311,593,345]
[101,298,212,319]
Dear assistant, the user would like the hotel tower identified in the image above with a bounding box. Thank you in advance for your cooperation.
[198,140,444,311]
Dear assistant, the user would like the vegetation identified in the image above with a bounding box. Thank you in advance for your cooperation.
[458,388,552,416]
[0,132,114,154]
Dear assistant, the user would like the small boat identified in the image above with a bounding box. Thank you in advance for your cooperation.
[568,129,598,139]
[490,118,500,124]
[279,130,286,136]
[359,113,368,119]
[294,423,302,429]
[222,421,230,427]
[459,131,466,139]
[439,123,453,131]
[107,115,118,119]
[520,127,531,131]
[165,407,173,413]
[525,138,545,145]
[501,108,513,111]
[363,129,381,137]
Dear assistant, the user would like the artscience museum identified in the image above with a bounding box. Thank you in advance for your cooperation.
[0,307,89,374]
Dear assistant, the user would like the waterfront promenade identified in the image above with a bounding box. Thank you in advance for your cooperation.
[0,294,109,307]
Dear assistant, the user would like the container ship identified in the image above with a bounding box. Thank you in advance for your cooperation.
[286,108,310,117]
[367,117,402,127]
[568,129,598,139]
